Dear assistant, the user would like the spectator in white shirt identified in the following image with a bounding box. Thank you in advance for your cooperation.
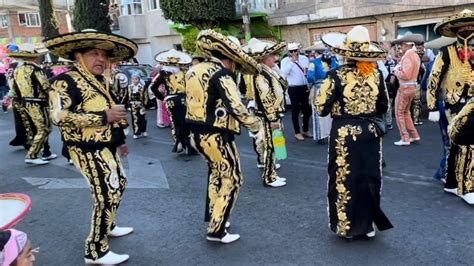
[281,43,312,141]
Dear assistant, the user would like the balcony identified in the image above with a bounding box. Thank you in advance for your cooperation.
[235,0,279,15]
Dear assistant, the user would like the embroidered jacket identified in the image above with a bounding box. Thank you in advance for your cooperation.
[427,43,474,111]
[245,64,285,122]
[49,64,126,147]
[12,62,50,102]
[448,98,474,145]
[316,63,389,118]
[185,59,260,134]
[149,70,186,101]
[126,83,146,104]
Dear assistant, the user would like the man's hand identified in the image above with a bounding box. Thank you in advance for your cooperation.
[118,144,129,157]
[106,105,127,123]
[271,122,280,129]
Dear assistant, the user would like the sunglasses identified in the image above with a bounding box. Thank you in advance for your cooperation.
[289,50,298,53]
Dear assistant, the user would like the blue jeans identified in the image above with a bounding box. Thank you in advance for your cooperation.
[433,100,450,180]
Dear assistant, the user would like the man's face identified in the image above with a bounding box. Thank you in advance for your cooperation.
[76,48,108,75]
[262,54,278,68]
[400,43,413,54]
[289,49,299,57]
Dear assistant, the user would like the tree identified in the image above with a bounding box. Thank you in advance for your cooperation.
[38,0,60,38]
[160,0,236,29]
[73,0,112,33]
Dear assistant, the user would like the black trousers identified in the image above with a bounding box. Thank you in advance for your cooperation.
[288,85,311,134]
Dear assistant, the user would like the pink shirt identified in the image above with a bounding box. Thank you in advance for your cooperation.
[396,49,421,83]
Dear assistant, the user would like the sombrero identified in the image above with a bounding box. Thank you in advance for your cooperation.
[196,29,261,74]
[321,25,387,61]
[242,38,286,61]
[7,43,48,59]
[391,32,425,45]
[154,49,192,66]
[435,9,474,37]
[44,29,138,62]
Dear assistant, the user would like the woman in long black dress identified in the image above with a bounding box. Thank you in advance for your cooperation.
[316,25,393,239]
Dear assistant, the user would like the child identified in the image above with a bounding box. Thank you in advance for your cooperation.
[126,73,147,139]
[0,229,38,265]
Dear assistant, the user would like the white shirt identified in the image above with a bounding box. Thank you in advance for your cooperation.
[281,54,309,86]
[377,60,389,80]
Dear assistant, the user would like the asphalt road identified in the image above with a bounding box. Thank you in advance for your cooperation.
[1,109,473,266]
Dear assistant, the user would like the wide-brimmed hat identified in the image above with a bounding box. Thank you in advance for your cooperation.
[287,42,300,51]
[196,29,260,74]
[154,49,192,65]
[435,9,474,37]
[7,43,48,58]
[44,29,138,62]
[321,26,387,61]
[391,32,425,45]
[242,38,286,61]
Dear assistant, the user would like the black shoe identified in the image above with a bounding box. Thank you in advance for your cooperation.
[386,124,393,130]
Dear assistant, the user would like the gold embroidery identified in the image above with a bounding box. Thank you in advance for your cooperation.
[316,76,335,116]
[341,68,379,115]
[335,125,362,236]
[185,62,215,122]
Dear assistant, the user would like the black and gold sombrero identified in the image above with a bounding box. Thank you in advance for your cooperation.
[196,30,260,74]
[8,44,48,59]
[435,9,474,38]
[242,38,286,61]
[154,49,192,66]
[44,29,138,62]
[321,26,387,61]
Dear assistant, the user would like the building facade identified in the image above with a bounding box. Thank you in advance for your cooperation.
[269,0,474,47]
[0,0,72,46]
[117,0,182,65]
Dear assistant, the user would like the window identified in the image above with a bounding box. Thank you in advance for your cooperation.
[120,0,143,16]
[18,12,41,27]
[149,0,159,10]
[0,15,8,28]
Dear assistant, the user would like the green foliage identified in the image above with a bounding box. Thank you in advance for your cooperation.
[160,0,236,29]
[182,28,199,54]
[38,0,60,38]
[73,0,111,33]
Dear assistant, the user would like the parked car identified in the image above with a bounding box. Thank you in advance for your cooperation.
[117,63,154,88]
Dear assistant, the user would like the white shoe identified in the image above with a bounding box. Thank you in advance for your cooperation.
[68,159,74,165]
[409,137,421,143]
[42,153,57,160]
[84,251,129,265]
[443,188,458,195]
[142,132,147,137]
[277,176,286,182]
[176,143,184,153]
[133,135,139,139]
[25,158,49,165]
[460,193,474,205]
[366,230,376,238]
[257,163,264,169]
[109,226,134,237]
[265,179,286,188]
[394,140,410,146]
[225,221,230,229]
[206,231,240,244]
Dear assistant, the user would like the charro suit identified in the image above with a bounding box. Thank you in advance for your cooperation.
[185,59,260,238]
[427,42,474,195]
[245,64,286,185]
[12,62,52,160]
[49,63,128,260]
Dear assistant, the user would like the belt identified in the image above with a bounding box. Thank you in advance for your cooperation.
[23,97,47,103]
[399,82,417,87]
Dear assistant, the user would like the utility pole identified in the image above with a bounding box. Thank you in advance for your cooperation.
[242,0,251,42]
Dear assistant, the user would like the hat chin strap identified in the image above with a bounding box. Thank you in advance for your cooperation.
[457,32,474,64]
[77,53,113,100]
